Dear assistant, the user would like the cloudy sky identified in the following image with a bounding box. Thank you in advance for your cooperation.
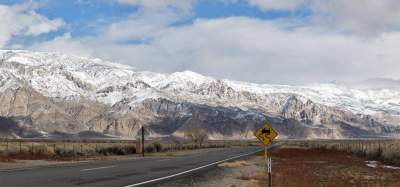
[1,0,400,84]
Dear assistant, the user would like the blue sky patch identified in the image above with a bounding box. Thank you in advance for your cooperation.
[1,0,309,41]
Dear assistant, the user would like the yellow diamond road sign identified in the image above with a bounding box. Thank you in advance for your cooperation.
[255,123,278,146]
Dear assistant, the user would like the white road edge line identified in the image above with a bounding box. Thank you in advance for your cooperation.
[81,165,116,171]
[124,149,263,187]
[157,159,170,162]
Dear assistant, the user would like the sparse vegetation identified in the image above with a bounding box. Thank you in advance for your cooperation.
[283,139,400,166]
[95,146,136,156]
[267,147,400,187]
[0,139,139,161]
[0,138,257,161]
[152,141,162,152]
[185,128,208,147]
[158,141,400,187]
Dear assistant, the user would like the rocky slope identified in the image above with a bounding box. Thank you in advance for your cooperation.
[0,50,399,139]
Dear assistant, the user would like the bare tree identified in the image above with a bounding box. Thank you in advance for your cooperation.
[185,128,208,147]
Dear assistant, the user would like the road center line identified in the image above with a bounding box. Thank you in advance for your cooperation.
[124,149,263,187]
[81,165,116,172]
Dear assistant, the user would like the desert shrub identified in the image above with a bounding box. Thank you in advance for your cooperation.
[95,146,136,155]
[55,148,76,157]
[95,147,110,155]
[329,144,338,151]
[125,146,136,154]
[84,149,97,156]
[145,145,155,153]
[34,145,54,156]
[152,142,162,152]
[381,147,400,166]
[184,144,192,150]
[0,151,6,156]
[174,144,181,150]
[354,148,366,157]
[161,144,173,152]
[110,147,126,155]
[365,146,382,160]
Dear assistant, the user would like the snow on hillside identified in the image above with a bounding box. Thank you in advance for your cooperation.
[1,50,400,117]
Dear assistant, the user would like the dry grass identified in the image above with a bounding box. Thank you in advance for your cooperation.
[236,173,265,187]
[283,139,400,166]
[0,140,137,161]
[157,140,400,187]
[253,147,400,187]
[218,160,250,168]
[0,139,257,161]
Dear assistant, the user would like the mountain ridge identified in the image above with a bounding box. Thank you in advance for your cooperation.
[0,50,399,139]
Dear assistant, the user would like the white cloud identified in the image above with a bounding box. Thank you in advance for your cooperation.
[247,0,304,11]
[310,0,400,36]
[102,7,183,43]
[104,0,195,43]
[31,33,93,57]
[0,3,64,47]
[32,15,400,84]
[25,0,400,84]
[245,0,400,36]
[117,0,193,12]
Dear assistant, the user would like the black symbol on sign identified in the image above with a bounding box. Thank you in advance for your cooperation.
[261,128,271,135]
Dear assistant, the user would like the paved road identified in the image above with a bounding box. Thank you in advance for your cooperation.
[0,147,262,187]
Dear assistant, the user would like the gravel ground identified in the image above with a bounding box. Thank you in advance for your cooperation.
[155,156,266,187]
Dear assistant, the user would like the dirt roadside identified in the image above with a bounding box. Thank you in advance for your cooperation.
[158,147,400,187]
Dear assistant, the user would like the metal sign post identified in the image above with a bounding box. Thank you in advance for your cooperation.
[264,146,272,187]
[268,156,272,187]
[254,122,277,187]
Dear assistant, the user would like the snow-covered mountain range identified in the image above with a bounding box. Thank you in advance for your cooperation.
[1,50,399,139]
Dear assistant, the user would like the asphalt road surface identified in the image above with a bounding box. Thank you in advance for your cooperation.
[0,146,262,187]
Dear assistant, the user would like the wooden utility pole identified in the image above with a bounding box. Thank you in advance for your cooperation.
[141,126,145,157]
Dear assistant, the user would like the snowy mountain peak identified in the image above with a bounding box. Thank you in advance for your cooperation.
[0,50,135,71]
[169,70,210,84]
[1,50,400,139]
[0,50,399,117]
